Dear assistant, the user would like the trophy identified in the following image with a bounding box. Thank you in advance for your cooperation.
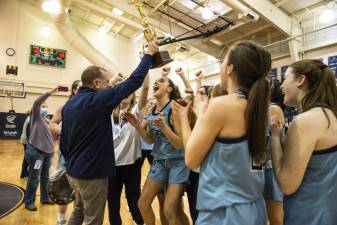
[130,0,173,69]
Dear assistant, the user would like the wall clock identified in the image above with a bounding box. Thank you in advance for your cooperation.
[6,48,15,56]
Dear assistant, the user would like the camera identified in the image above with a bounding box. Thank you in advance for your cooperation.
[240,11,259,22]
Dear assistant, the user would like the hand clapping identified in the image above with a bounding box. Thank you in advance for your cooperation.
[152,113,166,129]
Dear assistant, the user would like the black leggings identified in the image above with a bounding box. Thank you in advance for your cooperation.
[141,149,153,167]
[186,170,199,224]
[107,158,144,225]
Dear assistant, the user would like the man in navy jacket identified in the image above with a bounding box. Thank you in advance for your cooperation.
[60,41,159,225]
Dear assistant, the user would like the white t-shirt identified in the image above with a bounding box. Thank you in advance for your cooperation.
[112,104,143,166]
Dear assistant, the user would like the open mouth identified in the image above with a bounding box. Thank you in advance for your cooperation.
[153,84,159,92]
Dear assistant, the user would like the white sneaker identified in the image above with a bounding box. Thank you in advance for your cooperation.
[56,219,67,225]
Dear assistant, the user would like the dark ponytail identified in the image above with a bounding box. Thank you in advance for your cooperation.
[168,78,181,101]
[290,60,337,126]
[246,78,270,162]
[69,80,81,99]
[227,41,271,162]
[270,79,285,111]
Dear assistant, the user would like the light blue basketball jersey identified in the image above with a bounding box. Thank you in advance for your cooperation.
[140,137,153,151]
[264,118,283,201]
[284,145,337,225]
[197,136,266,225]
[147,101,184,160]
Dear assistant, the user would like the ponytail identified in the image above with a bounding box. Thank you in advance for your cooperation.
[226,40,271,162]
[168,78,181,101]
[246,77,270,163]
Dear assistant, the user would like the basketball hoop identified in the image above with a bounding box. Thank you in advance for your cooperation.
[0,81,25,98]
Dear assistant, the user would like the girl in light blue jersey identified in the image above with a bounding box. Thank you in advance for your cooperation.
[264,79,285,225]
[173,40,271,225]
[271,59,337,225]
[125,75,189,225]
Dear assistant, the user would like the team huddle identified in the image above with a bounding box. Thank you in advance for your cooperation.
[22,40,337,225]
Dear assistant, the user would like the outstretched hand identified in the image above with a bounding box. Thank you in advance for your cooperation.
[110,73,125,86]
[49,87,59,94]
[123,112,140,128]
[162,66,171,77]
[145,41,159,56]
[195,70,203,81]
[175,67,185,77]
[152,113,166,129]
[172,100,192,119]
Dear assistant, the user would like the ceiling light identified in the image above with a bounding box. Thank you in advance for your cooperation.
[41,24,51,36]
[41,0,61,14]
[202,5,214,20]
[319,8,336,23]
[112,7,123,16]
[133,32,144,42]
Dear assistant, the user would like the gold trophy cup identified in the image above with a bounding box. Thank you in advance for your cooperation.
[130,0,173,68]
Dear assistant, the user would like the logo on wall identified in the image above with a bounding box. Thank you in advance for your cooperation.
[6,65,18,75]
[0,112,25,140]
[2,112,17,136]
[6,115,16,124]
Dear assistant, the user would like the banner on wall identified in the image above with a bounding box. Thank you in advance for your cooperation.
[281,65,288,80]
[0,111,26,139]
[328,55,337,77]
[268,68,277,80]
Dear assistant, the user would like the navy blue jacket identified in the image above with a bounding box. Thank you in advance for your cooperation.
[60,54,152,179]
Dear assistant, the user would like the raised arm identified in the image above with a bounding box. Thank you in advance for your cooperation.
[175,68,193,93]
[138,73,150,109]
[172,96,221,169]
[31,87,58,122]
[96,41,158,110]
[195,70,203,93]
[110,73,125,86]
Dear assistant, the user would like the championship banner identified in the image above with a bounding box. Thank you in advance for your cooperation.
[0,111,26,139]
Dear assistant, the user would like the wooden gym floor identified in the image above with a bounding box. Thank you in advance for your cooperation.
[0,140,191,225]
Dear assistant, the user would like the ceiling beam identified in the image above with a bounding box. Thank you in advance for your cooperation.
[224,24,271,44]
[236,0,293,36]
[72,0,143,30]
[168,0,179,6]
[106,20,116,33]
[291,0,332,16]
[83,8,90,21]
[275,0,291,7]
[113,24,125,36]
[149,0,169,16]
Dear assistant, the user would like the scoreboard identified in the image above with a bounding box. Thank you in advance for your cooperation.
[29,44,66,68]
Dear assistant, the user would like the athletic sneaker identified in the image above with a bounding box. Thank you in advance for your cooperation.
[56,219,67,225]
[25,204,37,211]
